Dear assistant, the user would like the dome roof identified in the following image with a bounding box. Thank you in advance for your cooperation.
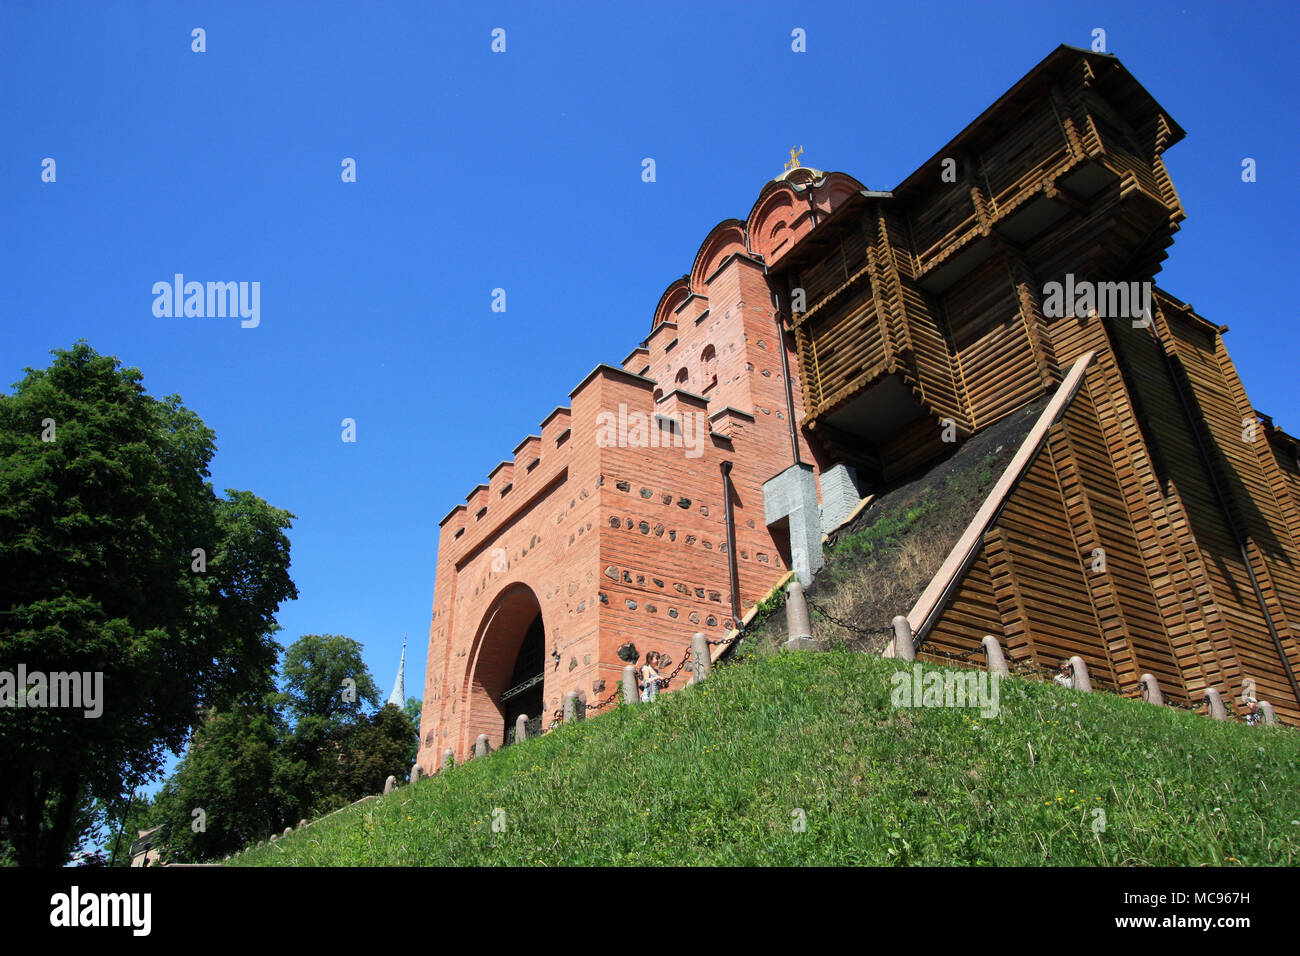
[771,165,825,188]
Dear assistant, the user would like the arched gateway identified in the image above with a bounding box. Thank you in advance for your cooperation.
[461,583,547,754]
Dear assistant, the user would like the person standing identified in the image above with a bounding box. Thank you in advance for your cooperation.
[640,651,664,703]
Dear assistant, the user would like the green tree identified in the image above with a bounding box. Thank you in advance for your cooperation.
[115,634,394,861]
[96,789,160,867]
[0,343,297,866]
[274,634,381,818]
[150,702,290,862]
[338,704,420,798]
[404,696,422,734]
[279,634,379,725]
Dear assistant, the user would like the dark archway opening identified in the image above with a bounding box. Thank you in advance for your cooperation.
[501,613,545,743]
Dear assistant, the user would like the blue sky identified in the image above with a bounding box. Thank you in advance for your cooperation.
[2,1,1296,788]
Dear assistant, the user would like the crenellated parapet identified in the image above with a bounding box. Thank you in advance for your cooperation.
[438,360,732,565]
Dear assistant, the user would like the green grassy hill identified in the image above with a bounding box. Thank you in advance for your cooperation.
[234,648,1300,866]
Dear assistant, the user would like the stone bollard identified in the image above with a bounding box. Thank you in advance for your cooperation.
[298,819,308,829]
[1258,701,1278,726]
[515,713,529,743]
[284,826,293,837]
[383,775,397,795]
[1204,688,1227,721]
[623,664,638,705]
[784,580,818,650]
[475,733,490,757]
[409,763,422,785]
[689,633,712,684]
[440,748,454,772]
[1066,655,1092,692]
[1138,673,1164,705]
[563,691,580,723]
[981,635,1009,677]
[891,616,916,662]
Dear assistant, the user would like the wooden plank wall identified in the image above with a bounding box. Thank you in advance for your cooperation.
[1053,315,1224,705]
[879,209,970,432]
[980,101,1074,211]
[942,254,1044,429]
[794,69,1177,432]
[1156,302,1300,716]
[777,49,1300,722]
[921,304,1300,723]
[798,287,885,413]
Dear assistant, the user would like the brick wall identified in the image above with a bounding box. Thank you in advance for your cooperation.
[416,174,870,771]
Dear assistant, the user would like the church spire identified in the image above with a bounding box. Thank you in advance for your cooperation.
[386,634,407,708]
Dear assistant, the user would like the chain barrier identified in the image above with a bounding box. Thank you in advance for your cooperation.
[584,686,622,713]
[1000,654,1190,706]
[917,640,985,664]
[657,651,692,689]
[805,598,893,640]
[705,633,742,647]
[546,644,707,727]
[496,633,1266,750]
[1006,657,1058,680]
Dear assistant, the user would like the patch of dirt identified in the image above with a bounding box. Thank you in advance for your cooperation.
[825,397,1048,551]
[745,397,1050,654]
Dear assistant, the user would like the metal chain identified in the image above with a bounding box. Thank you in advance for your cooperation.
[548,647,707,723]
[919,641,985,664]
[584,687,621,713]
[805,597,893,639]
[657,652,692,689]
[506,643,1261,744]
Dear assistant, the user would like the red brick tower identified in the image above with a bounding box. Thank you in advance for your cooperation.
[417,166,871,769]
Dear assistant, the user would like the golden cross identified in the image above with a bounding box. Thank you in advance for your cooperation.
[785,146,804,171]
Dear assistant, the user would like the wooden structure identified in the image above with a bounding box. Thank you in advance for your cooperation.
[419,45,1300,762]
[771,46,1300,723]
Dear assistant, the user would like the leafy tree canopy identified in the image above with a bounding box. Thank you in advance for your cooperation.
[149,701,290,862]
[278,633,379,726]
[337,703,420,798]
[0,343,297,865]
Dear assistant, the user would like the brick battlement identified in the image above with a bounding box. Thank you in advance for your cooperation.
[418,167,857,766]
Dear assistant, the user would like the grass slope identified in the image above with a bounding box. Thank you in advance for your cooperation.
[234,650,1300,866]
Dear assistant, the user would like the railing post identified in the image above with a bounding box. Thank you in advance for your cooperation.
[1067,655,1092,692]
[515,713,528,743]
[622,664,638,705]
[1258,701,1278,726]
[440,748,454,772]
[1204,688,1227,720]
[475,733,491,757]
[891,615,916,662]
[785,580,818,650]
[1138,673,1164,705]
[409,763,422,785]
[689,632,712,684]
[383,775,397,795]
[981,635,1009,677]
[563,691,579,723]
